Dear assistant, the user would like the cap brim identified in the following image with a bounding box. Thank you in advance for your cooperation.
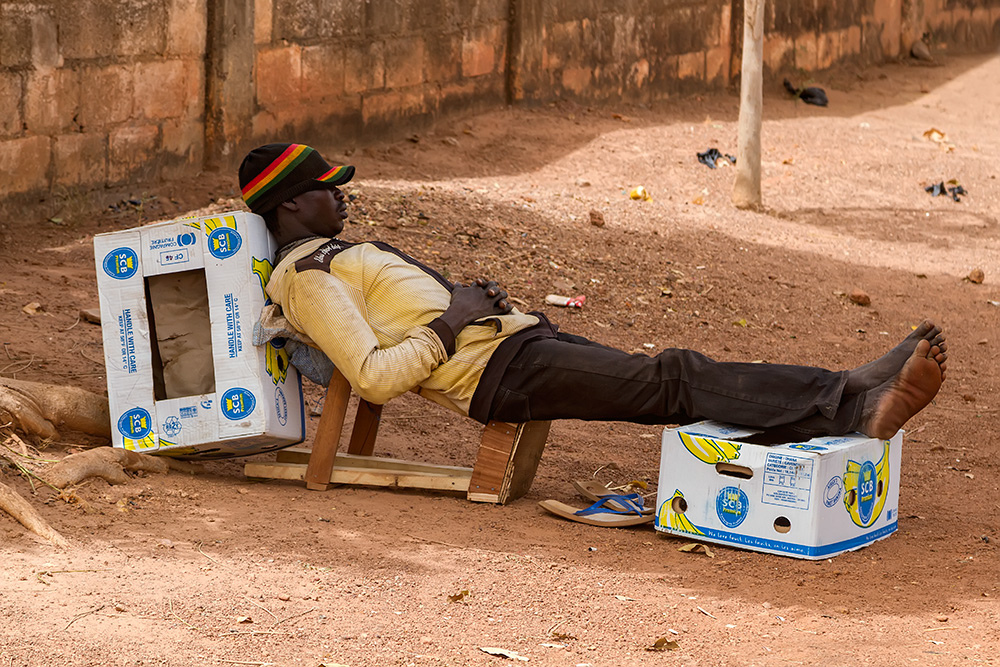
[315,165,355,187]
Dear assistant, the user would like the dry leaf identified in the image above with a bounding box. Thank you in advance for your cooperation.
[550,631,577,641]
[447,589,470,603]
[22,302,43,315]
[678,543,715,558]
[923,128,947,143]
[237,616,253,623]
[614,595,636,602]
[479,646,529,661]
[733,318,748,328]
[647,637,680,651]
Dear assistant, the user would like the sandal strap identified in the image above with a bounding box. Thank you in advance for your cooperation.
[574,494,645,517]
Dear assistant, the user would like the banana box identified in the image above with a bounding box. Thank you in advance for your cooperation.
[655,421,902,559]
[94,211,305,459]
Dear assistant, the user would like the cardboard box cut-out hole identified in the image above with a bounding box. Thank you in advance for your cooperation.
[656,421,902,559]
[95,212,305,459]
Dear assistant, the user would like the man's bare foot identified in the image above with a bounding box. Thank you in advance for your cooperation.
[845,320,946,393]
[859,339,944,440]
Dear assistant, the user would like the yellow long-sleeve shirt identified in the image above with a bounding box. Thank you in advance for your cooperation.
[266,237,543,418]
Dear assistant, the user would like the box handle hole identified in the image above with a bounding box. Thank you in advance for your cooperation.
[715,463,753,479]
[845,489,857,506]
[671,496,688,514]
[877,479,883,497]
[773,516,791,533]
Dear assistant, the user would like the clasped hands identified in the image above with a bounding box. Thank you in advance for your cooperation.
[440,277,514,333]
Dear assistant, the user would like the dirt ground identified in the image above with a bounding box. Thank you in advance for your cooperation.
[1,52,999,666]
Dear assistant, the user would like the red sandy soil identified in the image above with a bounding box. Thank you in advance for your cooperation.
[1,53,999,666]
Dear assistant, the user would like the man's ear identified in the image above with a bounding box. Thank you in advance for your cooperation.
[278,198,300,212]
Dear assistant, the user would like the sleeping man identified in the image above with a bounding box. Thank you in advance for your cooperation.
[239,142,947,442]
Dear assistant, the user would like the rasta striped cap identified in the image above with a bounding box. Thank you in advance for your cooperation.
[238,143,355,214]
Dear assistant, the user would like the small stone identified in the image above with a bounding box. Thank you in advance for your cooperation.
[589,209,605,227]
[911,39,933,62]
[442,137,459,147]
[936,614,949,622]
[277,594,291,601]
[114,603,126,612]
[967,268,985,284]
[79,308,102,324]
[848,289,871,307]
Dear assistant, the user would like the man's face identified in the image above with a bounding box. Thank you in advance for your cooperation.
[295,186,348,237]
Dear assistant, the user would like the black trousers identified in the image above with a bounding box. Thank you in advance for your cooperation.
[488,332,865,437]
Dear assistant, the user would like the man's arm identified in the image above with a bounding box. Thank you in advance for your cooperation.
[286,273,510,404]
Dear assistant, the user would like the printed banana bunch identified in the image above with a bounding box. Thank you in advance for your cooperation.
[842,440,891,527]
[679,431,742,464]
[658,489,704,535]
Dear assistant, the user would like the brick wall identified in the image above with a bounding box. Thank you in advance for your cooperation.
[1,0,998,204]
[0,0,206,200]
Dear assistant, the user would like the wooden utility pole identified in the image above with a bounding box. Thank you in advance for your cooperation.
[732,0,765,209]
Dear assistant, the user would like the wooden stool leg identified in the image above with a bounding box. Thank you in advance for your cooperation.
[467,421,551,504]
[305,369,352,491]
[347,400,382,456]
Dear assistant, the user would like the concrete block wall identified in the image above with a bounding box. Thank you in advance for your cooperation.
[0,0,206,200]
[1,0,998,204]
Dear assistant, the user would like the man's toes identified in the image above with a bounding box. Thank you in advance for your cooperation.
[927,344,941,359]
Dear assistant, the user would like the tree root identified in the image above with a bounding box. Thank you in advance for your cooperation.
[0,378,110,440]
[44,447,169,488]
[0,480,69,547]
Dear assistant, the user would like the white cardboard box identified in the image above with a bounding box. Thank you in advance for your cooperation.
[655,421,901,559]
[94,211,304,459]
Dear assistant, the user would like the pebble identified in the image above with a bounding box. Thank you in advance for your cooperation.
[936,614,949,622]
[848,289,871,307]
[278,594,291,601]
[589,209,605,227]
[967,268,985,284]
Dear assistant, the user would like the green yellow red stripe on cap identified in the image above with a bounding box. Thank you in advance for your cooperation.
[317,165,352,183]
[241,143,313,206]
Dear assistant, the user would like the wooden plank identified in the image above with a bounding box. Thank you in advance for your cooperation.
[304,370,352,491]
[245,461,308,481]
[245,460,471,493]
[499,421,550,503]
[467,421,550,504]
[467,420,518,503]
[271,450,472,476]
[275,447,311,464]
[336,454,472,475]
[329,468,470,492]
[347,400,382,455]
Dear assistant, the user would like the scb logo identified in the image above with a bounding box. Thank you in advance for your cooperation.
[176,232,197,247]
[856,461,877,525]
[103,247,139,280]
[221,387,256,420]
[117,407,152,439]
[716,486,749,528]
[208,228,242,259]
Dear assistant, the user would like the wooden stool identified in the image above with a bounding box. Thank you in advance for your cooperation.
[245,369,550,504]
